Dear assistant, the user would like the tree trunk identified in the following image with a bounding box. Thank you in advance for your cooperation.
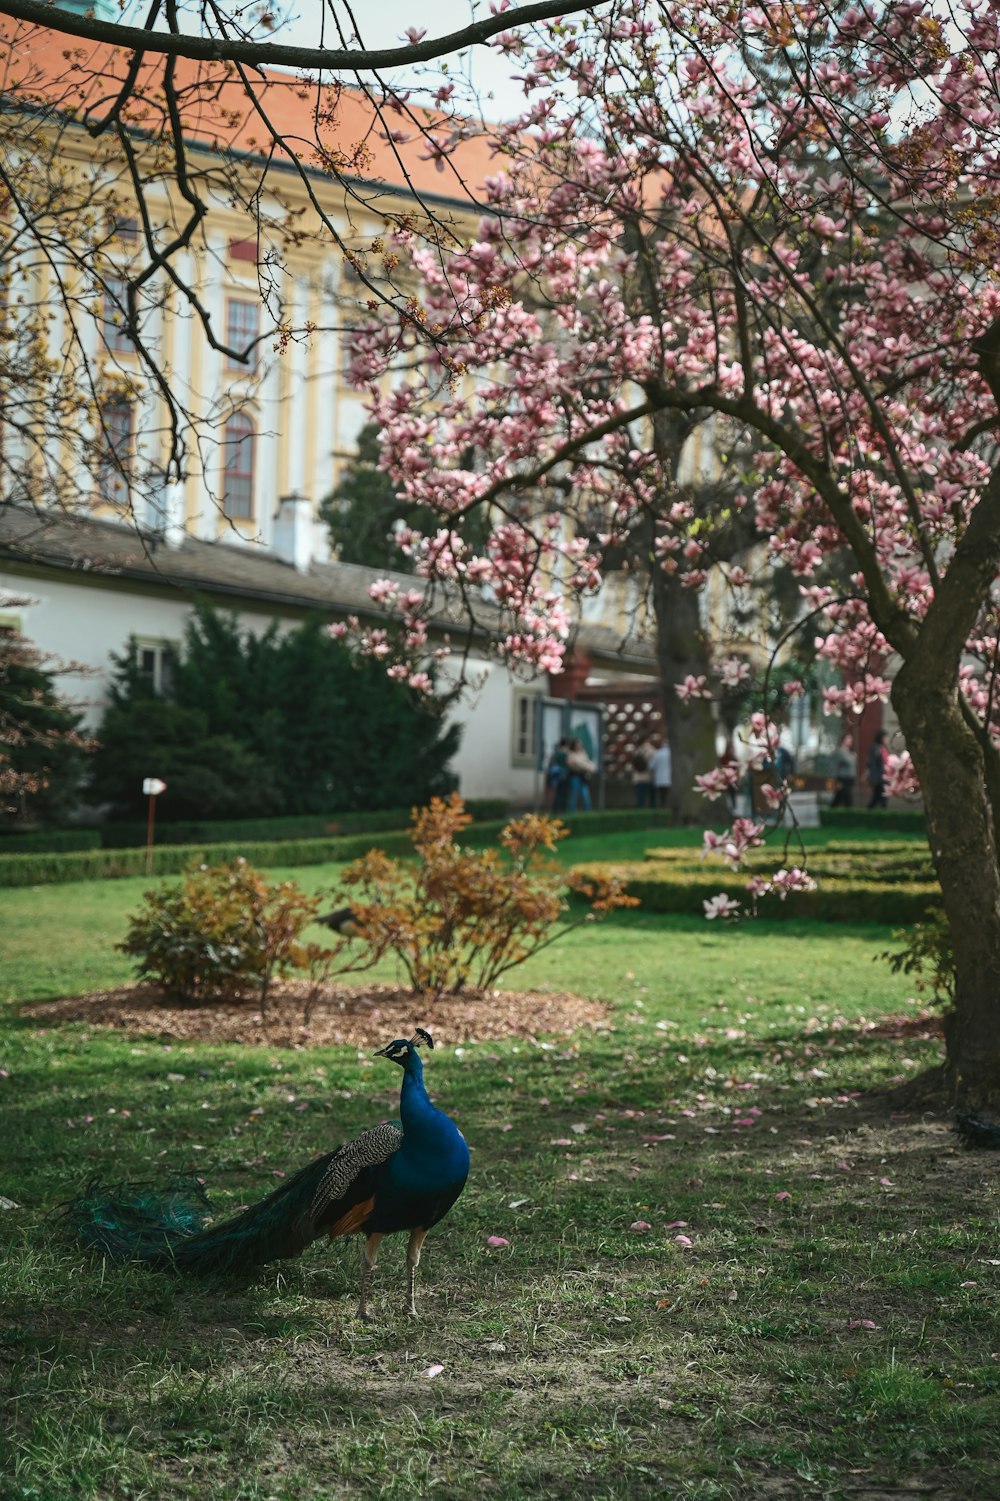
[892,660,1000,1101]
[649,564,718,822]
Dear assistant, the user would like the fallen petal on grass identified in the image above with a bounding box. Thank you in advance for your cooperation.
[486,1235,510,1248]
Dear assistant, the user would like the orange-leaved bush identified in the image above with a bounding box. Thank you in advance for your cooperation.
[319,792,637,998]
[118,858,319,1008]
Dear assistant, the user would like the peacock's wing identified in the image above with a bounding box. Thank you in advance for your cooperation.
[309,1120,403,1236]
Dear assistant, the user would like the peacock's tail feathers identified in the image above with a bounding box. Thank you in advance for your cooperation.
[955,1112,1000,1150]
[64,1175,213,1266]
[64,1150,340,1277]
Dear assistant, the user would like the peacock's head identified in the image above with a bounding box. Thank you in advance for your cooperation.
[373,1027,434,1069]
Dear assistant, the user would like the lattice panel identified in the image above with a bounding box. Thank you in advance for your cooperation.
[578,685,664,778]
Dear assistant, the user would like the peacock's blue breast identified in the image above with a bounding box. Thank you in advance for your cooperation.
[367,1133,468,1234]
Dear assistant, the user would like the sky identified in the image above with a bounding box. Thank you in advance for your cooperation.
[113,0,532,120]
[275,0,529,120]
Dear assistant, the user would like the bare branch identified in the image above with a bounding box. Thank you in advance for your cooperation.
[0,1,607,71]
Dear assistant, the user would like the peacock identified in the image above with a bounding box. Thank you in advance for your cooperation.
[955,1112,1000,1149]
[315,905,363,938]
[64,1028,469,1319]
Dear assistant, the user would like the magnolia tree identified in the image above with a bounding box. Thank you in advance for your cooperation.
[349,0,1000,1099]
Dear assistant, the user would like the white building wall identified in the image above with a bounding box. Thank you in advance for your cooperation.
[0,570,543,807]
[0,573,284,730]
[442,659,543,807]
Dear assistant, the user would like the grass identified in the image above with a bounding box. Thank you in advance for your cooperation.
[0,823,927,1003]
[3,828,999,1499]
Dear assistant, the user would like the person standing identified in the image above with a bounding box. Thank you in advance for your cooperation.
[866,729,889,809]
[566,737,596,813]
[831,734,856,808]
[719,737,739,815]
[649,735,672,810]
[546,738,570,813]
[631,733,656,809]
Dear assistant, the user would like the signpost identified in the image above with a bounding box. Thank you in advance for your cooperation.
[142,777,167,874]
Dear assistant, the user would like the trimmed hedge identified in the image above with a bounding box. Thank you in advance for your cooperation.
[0,832,418,887]
[0,828,102,853]
[820,807,926,834]
[98,799,511,850]
[0,807,678,887]
[571,859,941,924]
[644,844,935,885]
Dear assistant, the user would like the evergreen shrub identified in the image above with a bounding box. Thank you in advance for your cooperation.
[88,608,460,822]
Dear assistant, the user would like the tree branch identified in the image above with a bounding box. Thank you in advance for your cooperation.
[0,1,605,70]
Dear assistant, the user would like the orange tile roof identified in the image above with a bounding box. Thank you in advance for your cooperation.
[2,20,504,209]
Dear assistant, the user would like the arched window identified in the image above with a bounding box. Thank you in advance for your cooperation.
[222,414,255,520]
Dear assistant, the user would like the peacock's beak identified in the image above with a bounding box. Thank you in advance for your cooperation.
[372,1045,392,1058]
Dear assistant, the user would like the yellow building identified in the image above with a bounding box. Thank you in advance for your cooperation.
[0,21,669,805]
[2,21,504,551]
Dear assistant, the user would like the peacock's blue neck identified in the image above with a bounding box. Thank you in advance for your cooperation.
[397,1055,468,1178]
[399,1055,434,1129]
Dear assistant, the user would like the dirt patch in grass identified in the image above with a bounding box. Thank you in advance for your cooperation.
[17,980,611,1048]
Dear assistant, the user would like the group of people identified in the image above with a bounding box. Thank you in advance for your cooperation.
[545,730,672,814]
[832,729,890,809]
[545,736,598,814]
[630,734,672,809]
[545,724,893,815]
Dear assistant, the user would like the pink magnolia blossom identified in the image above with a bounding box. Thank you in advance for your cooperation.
[704,893,741,920]
[769,868,818,900]
[885,751,921,798]
[719,656,751,688]
[368,579,399,606]
[695,764,740,800]
[676,674,712,701]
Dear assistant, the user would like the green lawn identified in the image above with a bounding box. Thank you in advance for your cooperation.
[0,822,927,1003]
[2,832,998,1499]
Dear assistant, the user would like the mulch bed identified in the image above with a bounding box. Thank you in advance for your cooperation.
[18,981,612,1049]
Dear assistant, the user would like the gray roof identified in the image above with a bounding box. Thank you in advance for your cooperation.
[0,504,657,674]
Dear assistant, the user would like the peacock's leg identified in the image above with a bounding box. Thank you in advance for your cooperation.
[357,1232,383,1321]
[405,1227,429,1317]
